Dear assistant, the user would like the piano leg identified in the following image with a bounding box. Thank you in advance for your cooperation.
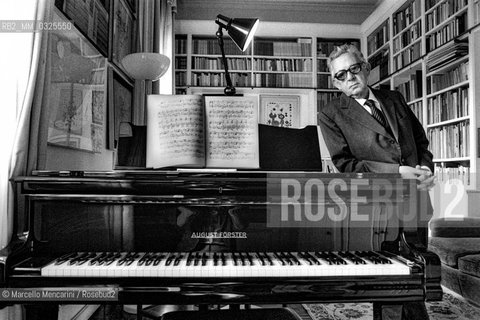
[373,302,429,320]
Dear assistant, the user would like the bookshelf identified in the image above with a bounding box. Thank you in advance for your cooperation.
[363,0,480,216]
[367,19,390,84]
[253,37,313,88]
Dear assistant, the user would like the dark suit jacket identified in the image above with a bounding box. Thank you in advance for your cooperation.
[318,88,433,174]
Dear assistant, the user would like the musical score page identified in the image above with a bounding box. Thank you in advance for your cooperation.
[146,95,205,168]
[204,96,259,168]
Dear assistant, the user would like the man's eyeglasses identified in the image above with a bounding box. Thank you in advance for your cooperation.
[333,63,364,81]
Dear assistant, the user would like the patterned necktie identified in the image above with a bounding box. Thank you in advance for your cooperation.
[365,99,387,128]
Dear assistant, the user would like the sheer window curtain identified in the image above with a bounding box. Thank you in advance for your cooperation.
[133,0,176,124]
[0,0,47,318]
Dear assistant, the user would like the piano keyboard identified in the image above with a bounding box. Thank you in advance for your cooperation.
[41,251,412,277]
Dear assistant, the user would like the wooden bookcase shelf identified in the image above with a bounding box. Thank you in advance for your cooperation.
[365,0,480,191]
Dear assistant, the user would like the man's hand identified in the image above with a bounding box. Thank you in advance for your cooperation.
[399,165,436,190]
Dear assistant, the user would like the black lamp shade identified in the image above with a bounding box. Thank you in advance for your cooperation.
[216,14,259,51]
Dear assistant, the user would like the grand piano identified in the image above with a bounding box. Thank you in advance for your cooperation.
[0,170,441,319]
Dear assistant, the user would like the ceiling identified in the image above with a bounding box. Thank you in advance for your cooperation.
[176,0,384,25]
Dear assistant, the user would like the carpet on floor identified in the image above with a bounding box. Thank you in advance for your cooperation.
[302,292,480,320]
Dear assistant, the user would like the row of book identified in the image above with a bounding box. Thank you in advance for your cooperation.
[253,73,313,88]
[395,70,422,102]
[317,59,328,72]
[175,72,187,86]
[409,101,423,123]
[392,21,421,53]
[392,0,421,35]
[316,40,360,58]
[175,57,187,69]
[434,164,471,185]
[425,0,468,31]
[368,49,390,82]
[427,61,469,93]
[427,86,469,124]
[317,91,342,111]
[191,57,251,71]
[426,13,467,53]
[317,75,335,89]
[427,121,469,159]
[191,72,251,87]
[193,39,248,55]
[175,37,187,54]
[254,40,312,57]
[393,42,421,71]
[253,58,312,72]
[426,0,466,11]
[426,39,468,71]
[367,21,389,56]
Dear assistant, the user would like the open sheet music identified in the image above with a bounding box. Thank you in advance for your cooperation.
[146,95,259,169]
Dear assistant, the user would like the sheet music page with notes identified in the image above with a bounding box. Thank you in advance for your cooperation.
[146,95,205,168]
[146,95,259,169]
[204,96,259,169]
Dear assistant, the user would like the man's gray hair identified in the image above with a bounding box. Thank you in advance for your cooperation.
[327,44,368,75]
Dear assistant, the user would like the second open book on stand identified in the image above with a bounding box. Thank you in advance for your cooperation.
[146,95,260,169]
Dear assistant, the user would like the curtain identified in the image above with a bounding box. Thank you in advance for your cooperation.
[133,0,176,124]
[154,0,176,95]
[1,0,47,250]
[0,1,48,318]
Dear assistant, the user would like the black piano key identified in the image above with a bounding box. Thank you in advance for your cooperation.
[153,254,165,266]
[89,252,107,265]
[245,252,254,266]
[287,252,301,265]
[165,253,176,266]
[298,252,313,265]
[355,251,381,264]
[174,254,183,266]
[330,252,347,265]
[264,252,273,266]
[220,252,226,266]
[78,252,98,265]
[69,252,90,265]
[232,252,239,266]
[194,252,201,266]
[201,252,208,266]
[213,252,219,266]
[314,251,333,265]
[281,252,293,265]
[256,252,266,266]
[104,252,122,266]
[368,251,392,264]
[138,252,151,266]
[304,252,321,265]
[238,252,247,266]
[186,252,194,266]
[274,252,286,265]
[55,252,78,265]
[338,251,366,265]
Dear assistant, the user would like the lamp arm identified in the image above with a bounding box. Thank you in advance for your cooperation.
[216,26,236,95]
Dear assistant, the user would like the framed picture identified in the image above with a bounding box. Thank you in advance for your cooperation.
[47,9,108,153]
[259,95,301,128]
[111,0,135,72]
[55,0,109,56]
[108,67,134,149]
